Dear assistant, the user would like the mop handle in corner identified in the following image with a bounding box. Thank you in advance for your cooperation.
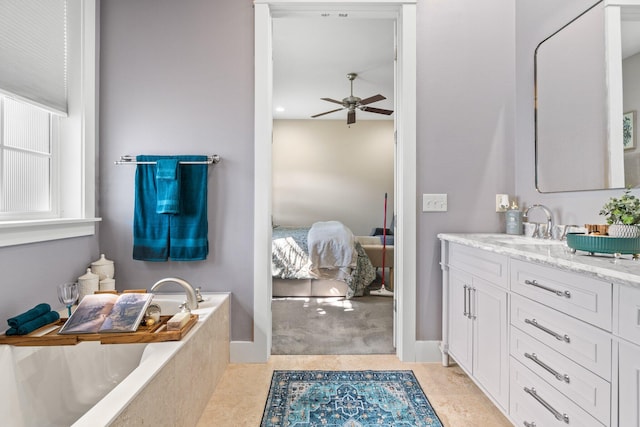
[381,192,387,286]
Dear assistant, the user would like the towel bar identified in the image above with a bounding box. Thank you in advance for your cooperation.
[114,155,220,165]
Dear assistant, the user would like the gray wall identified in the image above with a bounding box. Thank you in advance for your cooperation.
[0,237,99,326]
[4,0,616,347]
[416,0,516,340]
[515,0,626,228]
[99,0,255,340]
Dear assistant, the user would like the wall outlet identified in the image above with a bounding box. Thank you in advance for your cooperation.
[496,194,509,212]
[423,194,447,212]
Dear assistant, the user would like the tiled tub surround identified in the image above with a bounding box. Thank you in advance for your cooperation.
[0,293,229,427]
[438,233,640,427]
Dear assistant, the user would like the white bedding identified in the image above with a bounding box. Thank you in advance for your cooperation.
[308,221,357,280]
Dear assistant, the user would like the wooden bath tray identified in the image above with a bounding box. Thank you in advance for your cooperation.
[0,314,198,347]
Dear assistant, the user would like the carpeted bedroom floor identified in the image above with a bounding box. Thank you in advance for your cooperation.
[271,294,395,355]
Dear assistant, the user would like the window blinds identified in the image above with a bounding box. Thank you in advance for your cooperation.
[0,0,67,116]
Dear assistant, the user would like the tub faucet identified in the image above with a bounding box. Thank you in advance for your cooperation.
[150,277,199,310]
[523,204,554,239]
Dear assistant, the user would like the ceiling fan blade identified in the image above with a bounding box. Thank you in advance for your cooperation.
[360,106,394,115]
[311,107,344,118]
[320,97,344,105]
[359,94,386,105]
[347,110,356,125]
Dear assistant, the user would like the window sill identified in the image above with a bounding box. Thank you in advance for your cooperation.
[0,218,102,247]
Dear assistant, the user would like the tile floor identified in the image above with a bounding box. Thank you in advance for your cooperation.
[196,355,513,426]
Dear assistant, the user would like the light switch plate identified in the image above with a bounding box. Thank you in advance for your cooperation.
[423,194,447,212]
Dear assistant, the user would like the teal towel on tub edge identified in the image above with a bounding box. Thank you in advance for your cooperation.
[5,311,60,336]
[7,303,51,328]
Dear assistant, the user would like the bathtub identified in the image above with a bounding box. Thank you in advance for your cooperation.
[0,292,230,427]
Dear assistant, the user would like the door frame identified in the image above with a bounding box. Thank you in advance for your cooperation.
[240,0,416,363]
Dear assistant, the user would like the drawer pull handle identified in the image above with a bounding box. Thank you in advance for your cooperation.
[470,287,477,320]
[523,422,536,427]
[524,386,570,424]
[525,352,571,383]
[463,285,469,318]
[524,279,571,298]
[524,318,571,343]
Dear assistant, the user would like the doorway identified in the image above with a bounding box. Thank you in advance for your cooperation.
[250,0,417,363]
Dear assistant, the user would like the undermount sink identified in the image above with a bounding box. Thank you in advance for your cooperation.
[492,236,564,245]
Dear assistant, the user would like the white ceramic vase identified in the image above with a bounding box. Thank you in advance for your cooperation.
[77,268,100,302]
[608,224,640,238]
[90,254,115,280]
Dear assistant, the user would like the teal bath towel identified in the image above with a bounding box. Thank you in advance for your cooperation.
[133,155,209,261]
[156,158,180,214]
[5,310,59,336]
[7,303,51,328]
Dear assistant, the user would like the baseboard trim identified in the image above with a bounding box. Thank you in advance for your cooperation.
[230,340,442,364]
[231,341,268,363]
[414,340,442,363]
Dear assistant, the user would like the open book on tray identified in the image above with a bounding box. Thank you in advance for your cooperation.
[59,293,153,334]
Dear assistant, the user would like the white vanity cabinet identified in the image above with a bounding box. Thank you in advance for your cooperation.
[509,262,612,427]
[618,341,640,426]
[438,233,640,427]
[443,243,510,411]
[616,285,640,426]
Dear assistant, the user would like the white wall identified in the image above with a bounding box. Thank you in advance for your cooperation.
[272,120,394,236]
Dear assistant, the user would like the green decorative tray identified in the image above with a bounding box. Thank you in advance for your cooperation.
[566,233,640,255]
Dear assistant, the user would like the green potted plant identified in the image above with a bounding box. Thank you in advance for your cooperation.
[599,188,640,237]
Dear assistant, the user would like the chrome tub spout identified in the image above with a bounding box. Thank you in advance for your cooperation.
[150,277,199,310]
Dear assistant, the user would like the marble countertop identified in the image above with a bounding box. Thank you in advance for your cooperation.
[438,233,640,289]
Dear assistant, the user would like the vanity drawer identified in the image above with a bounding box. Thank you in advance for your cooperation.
[510,327,611,424]
[511,259,612,331]
[618,285,640,344]
[449,243,508,288]
[511,294,612,380]
[510,358,606,427]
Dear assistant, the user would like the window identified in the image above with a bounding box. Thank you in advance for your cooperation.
[0,96,57,219]
[0,0,99,247]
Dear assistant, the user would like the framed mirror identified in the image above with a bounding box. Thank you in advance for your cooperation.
[534,0,640,193]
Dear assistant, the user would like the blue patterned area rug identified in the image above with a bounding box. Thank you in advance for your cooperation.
[261,370,443,427]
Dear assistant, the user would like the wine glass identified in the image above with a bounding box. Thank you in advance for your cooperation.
[57,282,79,317]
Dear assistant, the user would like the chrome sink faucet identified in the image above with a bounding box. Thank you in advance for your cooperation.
[523,204,554,239]
[150,277,199,311]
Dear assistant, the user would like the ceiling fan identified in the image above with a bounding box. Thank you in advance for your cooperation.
[311,73,394,125]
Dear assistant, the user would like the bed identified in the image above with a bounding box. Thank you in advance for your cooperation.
[271,221,376,298]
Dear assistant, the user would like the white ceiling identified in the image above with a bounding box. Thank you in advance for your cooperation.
[272,17,395,121]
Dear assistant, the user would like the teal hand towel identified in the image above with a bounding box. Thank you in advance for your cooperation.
[7,303,51,328]
[5,310,59,335]
[156,158,180,214]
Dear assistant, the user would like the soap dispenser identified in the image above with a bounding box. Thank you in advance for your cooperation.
[505,201,523,235]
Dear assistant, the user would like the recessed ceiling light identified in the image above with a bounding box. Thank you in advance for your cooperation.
[275,106,285,112]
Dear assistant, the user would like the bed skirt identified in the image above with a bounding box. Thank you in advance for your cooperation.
[272,278,350,297]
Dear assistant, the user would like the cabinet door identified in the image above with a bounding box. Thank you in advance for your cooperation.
[448,269,472,371]
[472,278,509,410]
[619,341,640,427]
